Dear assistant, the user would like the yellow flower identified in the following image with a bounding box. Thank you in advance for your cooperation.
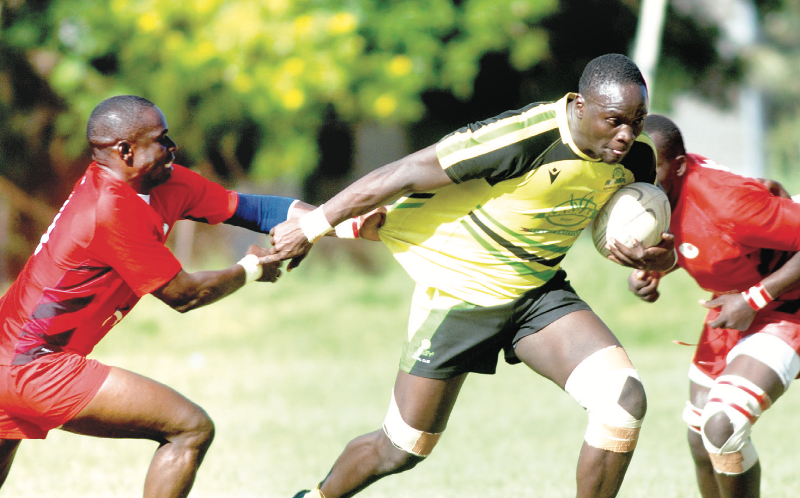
[388,55,412,77]
[283,57,306,76]
[329,12,358,34]
[373,94,397,117]
[233,74,254,93]
[282,89,305,110]
[294,15,315,36]
[137,12,162,32]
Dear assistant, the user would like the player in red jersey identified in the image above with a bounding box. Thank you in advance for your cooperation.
[625,114,800,498]
[0,95,309,497]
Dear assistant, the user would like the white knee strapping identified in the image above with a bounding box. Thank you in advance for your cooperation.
[565,346,643,453]
[382,390,442,457]
[683,401,703,435]
[701,375,772,475]
[727,333,800,389]
[684,364,715,434]
[688,363,715,389]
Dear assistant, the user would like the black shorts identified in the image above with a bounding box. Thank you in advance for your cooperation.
[399,270,591,379]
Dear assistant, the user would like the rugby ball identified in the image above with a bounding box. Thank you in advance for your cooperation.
[591,183,671,258]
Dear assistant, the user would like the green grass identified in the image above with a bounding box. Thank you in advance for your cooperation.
[4,234,800,497]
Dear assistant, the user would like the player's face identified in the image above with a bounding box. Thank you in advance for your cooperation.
[574,83,648,164]
[652,132,683,206]
[132,107,177,192]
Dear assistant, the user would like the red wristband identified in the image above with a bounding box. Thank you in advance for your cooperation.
[741,282,773,311]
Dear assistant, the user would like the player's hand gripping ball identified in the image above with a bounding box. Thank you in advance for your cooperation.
[591,183,671,258]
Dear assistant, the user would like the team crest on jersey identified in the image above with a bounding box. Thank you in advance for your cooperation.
[679,242,699,259]
[603,167,627,189]
[531,193,598,227]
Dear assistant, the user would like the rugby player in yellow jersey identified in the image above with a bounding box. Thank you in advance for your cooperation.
[268,53,676,498]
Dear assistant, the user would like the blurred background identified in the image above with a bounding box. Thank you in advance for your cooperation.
[4,3,800,496]
[1,0,799,281]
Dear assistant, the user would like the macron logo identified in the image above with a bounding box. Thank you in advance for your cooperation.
[549,167,561,184]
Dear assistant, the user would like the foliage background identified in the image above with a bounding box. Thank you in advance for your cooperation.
[2,0,791,280]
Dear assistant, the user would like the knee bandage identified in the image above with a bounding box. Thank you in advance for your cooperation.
[565,346,644,453]
[727,333,800,390]
[701,375,772,475]
[683,401,703,435]
[382,390,442,457]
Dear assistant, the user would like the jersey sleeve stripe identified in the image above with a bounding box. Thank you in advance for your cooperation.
[436,107,558,170]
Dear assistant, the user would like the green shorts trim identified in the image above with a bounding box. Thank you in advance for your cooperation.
[399,269,591,379]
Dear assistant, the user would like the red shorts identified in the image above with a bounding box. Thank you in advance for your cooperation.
[692,307,800,380]
[0,353,111,439]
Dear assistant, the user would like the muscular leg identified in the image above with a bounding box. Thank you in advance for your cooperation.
[60,367,215,498]
[514,309,646,498]
[318,370,467,498]
[700,354,784,498]
[687,382,721,498]
[0,439,20,487]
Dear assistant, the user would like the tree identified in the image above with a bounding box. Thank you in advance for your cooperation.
[747,0,800,184]
[1,0,557,183]
[0,0,782,280]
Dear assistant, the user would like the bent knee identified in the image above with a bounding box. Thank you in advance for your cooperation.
[618,375,647,421]
[566,346,646,453]
[376,432,426,475]
[172,406,215,450]
[701,412,734,449]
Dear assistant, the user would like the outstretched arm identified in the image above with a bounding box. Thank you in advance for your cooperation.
[152,244,281,313]
[225,193,317,233]
[267,144,453,269]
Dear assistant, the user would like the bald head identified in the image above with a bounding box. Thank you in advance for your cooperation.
[578,54,647,100]
[86,95,158,148]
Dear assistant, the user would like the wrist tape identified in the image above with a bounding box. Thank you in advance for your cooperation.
[334,219,360,239]
[742,282,773,311]
[237,254,263,284]
[298,206,332,243]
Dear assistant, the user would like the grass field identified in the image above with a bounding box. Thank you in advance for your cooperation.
[4,233,800,497]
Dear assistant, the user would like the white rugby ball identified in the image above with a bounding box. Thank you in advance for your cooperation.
[591,182,671,258]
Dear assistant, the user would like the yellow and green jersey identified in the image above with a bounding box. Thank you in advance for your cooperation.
[379,93,656,307]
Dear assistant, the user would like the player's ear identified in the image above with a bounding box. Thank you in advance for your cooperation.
[116,141,133,164]
[573,94,585,118]
[673,155,688,178]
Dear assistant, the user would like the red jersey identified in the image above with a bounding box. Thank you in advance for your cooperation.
[0,163,238,366]
[673,154,800,302]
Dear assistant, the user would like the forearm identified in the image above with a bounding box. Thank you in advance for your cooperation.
[225,194,300,233]
[317,144,451,227]
[154,267,245,313]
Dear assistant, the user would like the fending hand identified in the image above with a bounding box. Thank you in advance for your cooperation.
[269,218,314,271]
[245,244,282,283]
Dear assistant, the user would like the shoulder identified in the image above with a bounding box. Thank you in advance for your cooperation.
[684,154,775,220]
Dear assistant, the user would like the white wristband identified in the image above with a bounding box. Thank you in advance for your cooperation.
[298,205,333,243]
[334,219,360,239]
[236,254,263,284]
